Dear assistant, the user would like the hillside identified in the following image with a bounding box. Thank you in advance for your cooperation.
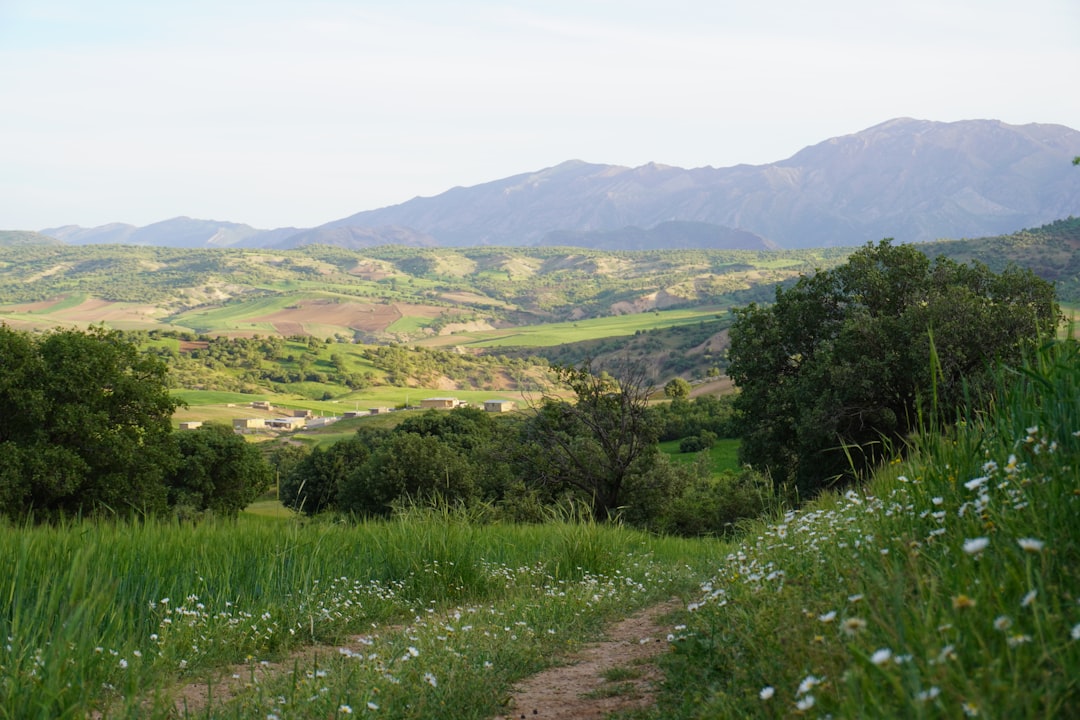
[312,119,1080,248]
[0,244,854,340]
[26,119,1080,251]
[0,230,63,247]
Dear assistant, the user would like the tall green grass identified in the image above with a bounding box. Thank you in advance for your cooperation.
[648,338,1080,718]
[0,510,717,719]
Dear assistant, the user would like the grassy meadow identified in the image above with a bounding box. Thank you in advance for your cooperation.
[646,338,1080,718]
[0,510,720,719]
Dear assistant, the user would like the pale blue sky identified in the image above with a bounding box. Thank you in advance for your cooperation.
[1,0,1077,230]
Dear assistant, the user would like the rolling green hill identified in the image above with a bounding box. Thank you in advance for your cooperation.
[2,221,1078,403]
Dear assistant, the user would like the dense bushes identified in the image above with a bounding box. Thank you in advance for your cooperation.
[280,395,759,536]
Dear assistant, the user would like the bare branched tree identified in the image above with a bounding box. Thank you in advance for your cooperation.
[524,356,657,520]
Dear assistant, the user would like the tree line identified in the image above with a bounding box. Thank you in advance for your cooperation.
[276,361,758,535]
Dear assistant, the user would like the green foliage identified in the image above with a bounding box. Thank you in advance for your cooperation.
[166,424,273,518]
[664,377,692,399]
[340,432,478,517]
[0,325,180,520]
[523,358,661,520]
[728,239,1060,496]
[649,394,736,442]
[280,434,373,515]
[678,430,717,453]
[656,468,775,537]
[650,338,1080,719]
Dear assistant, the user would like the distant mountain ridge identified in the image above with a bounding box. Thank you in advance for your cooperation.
[30,118,1080,250]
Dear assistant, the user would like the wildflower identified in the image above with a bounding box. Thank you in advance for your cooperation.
[423,672,437,687]
[796,694,816,710]
[848,594,863,603]
[964,477,988,491]
[1021,589,1037,607]
[1007,634,1032,647]
[797,674,822,695]
[963,537,990,555]
[963,702,980,717]
[760,686,775,700]
[1017,538,1044,553]
[842,617,867,636]
[916,686,941,702]
[952,594,977,610]
[932,497,944,506]
[870,648,892,665]
[367,701,379,711]
[339,705,353,715]
[118,658,128,669]
[994,615,1013,631]
[818,610,837,623]
[1070,623,1080,640]
[407,646,419,657]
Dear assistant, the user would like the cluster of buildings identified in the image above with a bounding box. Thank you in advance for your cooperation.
[179,397,518,436]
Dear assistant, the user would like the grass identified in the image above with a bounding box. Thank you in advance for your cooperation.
[643,338,1080,718]
[420,307,727,348]
[0,510,720,719]
[660,438,741,475]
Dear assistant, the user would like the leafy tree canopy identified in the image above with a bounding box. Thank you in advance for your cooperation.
[0,325,181,519]
[166,423,272,518]
[727,240,1059,496]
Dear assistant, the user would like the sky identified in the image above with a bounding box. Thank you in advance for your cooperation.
[1,0,1078,231]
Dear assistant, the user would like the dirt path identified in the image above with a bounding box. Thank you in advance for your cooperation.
[167,600,684,719]
[493,599,684,720]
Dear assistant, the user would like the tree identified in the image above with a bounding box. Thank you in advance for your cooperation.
[727,240,1059,496]
[280,435,373,515]
[0,325,181,520]
[524,358,660,520]
[664,377,692,400]
[166,424,272,518]
[338,432,477,517]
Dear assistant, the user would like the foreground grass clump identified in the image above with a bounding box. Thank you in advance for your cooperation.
[651,339,1079,718]
[0,510,716,719]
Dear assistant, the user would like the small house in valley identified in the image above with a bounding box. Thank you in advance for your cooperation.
[266,416,307,430]
[420,397,460,409]
[232,418,265,433]
[483,399,516,413]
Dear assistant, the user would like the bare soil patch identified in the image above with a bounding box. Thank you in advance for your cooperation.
[252,300,446,334]
[51,298,164,324]
[493,599,683,720]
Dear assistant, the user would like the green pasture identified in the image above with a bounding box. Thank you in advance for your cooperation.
[660,438,741,475]
[427,307,727,348]
[167,294,316,332]
[385,314,431,334]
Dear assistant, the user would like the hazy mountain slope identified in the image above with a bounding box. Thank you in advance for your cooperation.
[26,118,1080,250]
[0,231,64,246]
[325,119,1080,248]
[540,221,778,251]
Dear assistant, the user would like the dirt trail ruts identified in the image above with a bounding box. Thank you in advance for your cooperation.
[493,598,684,720]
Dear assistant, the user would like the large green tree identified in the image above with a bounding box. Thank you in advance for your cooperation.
[166,424,272,518]
[0,325,181,519]
[727,240,1059,495]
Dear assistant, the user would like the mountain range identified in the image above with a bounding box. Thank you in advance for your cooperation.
[35,118,1080,251]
